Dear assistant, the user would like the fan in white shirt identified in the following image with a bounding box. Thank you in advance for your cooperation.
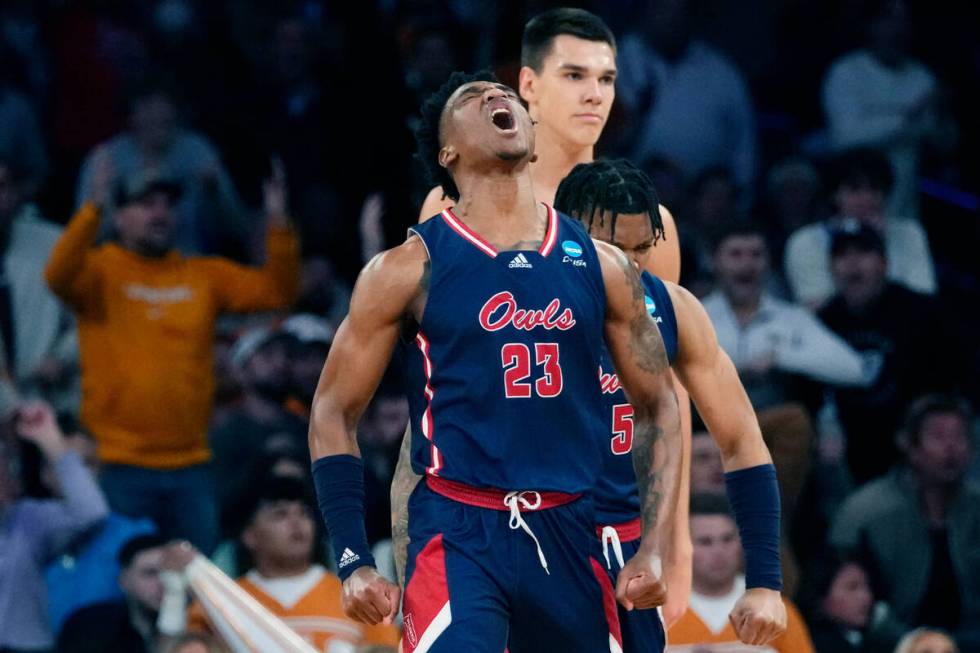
[822,0,955,220]
[703,222,875,412]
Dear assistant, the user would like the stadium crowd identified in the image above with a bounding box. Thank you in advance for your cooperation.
[0,1,977,652]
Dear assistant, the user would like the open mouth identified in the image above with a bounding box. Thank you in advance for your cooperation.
[491,107,516,131]
[488,96,518,133]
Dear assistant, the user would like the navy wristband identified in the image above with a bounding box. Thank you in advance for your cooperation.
[312,455,376,581]
[724,463,782,591]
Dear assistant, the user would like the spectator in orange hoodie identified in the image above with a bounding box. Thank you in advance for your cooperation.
[44,151,299,553]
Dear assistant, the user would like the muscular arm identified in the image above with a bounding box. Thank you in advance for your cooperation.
[661,376,692,627]
[668,283,786,644]
[309,238,428,459]
[667,283,772,471]
[309,238,427,625]
[418,185,454,223]
[390,424,421,586]
[643,205,681,284]
[597,242,682,552]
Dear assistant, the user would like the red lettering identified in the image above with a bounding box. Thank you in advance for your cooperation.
[479,292,577,332]
[598,365,621,395]
[480,292,516,331]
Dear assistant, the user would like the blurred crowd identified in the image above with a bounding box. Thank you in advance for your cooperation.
[0,0,977,652]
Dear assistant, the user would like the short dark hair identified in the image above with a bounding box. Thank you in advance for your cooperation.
[830,148,895,194]
[241,475,314,527]
[689,493,733,518]
[118,534,168,568]
[521,8,616,71]
[554,159,664,244]
[797,554,877,618]
[897,394,974,450]
[414,69,500,202]
[710,220,768,253]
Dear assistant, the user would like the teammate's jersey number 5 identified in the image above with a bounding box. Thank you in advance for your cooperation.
[611,403,634,455]
[501,342,563,398]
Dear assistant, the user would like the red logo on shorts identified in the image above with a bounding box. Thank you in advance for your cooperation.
[479,291,576,332]
[404,613,418,648]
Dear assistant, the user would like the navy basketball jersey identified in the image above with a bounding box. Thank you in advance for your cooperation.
[593,271,679,525]
[400,205,608,494]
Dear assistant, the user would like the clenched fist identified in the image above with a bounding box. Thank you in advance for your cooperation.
[729,588,787,646]
[343,566,401,626]
[615,548,667,611]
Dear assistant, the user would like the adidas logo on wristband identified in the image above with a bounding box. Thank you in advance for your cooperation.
[339,547,360,568]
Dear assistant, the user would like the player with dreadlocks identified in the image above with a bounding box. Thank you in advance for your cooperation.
[310,72,684,652]
[557,159,664,245]
[555,159,788,651]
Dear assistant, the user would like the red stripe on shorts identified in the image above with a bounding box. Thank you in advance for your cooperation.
[591,557,624,650]
[403,535,451,653]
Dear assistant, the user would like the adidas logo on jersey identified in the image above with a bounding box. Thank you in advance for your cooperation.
[339,547,360,568]
[508,253,533,269]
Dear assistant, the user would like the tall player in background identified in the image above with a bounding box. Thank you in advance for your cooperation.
[310,73,682,652]
[418,8,681,281]
[400,8,696,622]
[554,159,786,651]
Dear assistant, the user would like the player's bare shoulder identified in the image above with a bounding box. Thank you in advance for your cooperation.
[661,280,719,359]
[351,235,430,323]
[645,204,681,284]
[418,186,454,223]
[593,238,645,307]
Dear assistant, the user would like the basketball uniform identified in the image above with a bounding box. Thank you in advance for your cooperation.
[594,271,679,653]
[399,205,622,653]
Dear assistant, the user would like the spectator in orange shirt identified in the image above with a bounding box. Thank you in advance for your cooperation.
[44,152,300,553]
[668,494,815,653]
[188,476,400,650]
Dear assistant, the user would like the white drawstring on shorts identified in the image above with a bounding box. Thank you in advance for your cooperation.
[600,525,626,570]
[503,491,549,574]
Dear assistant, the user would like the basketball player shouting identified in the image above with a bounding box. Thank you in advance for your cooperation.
[309,74,682,652]
[398,8,695,626]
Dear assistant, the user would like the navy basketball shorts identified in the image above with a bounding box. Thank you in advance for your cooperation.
[597,518,667,653]
[402,476,623,653]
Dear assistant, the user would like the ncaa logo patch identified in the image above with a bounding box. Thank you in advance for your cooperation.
[561,240,583,258]
[645,295,656,314]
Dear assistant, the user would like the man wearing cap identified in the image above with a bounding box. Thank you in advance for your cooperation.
[44,148,300,553]
[818,221,959,484]
[280,313,334,417]
[211,323,309,528]
[783,148,937,309]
